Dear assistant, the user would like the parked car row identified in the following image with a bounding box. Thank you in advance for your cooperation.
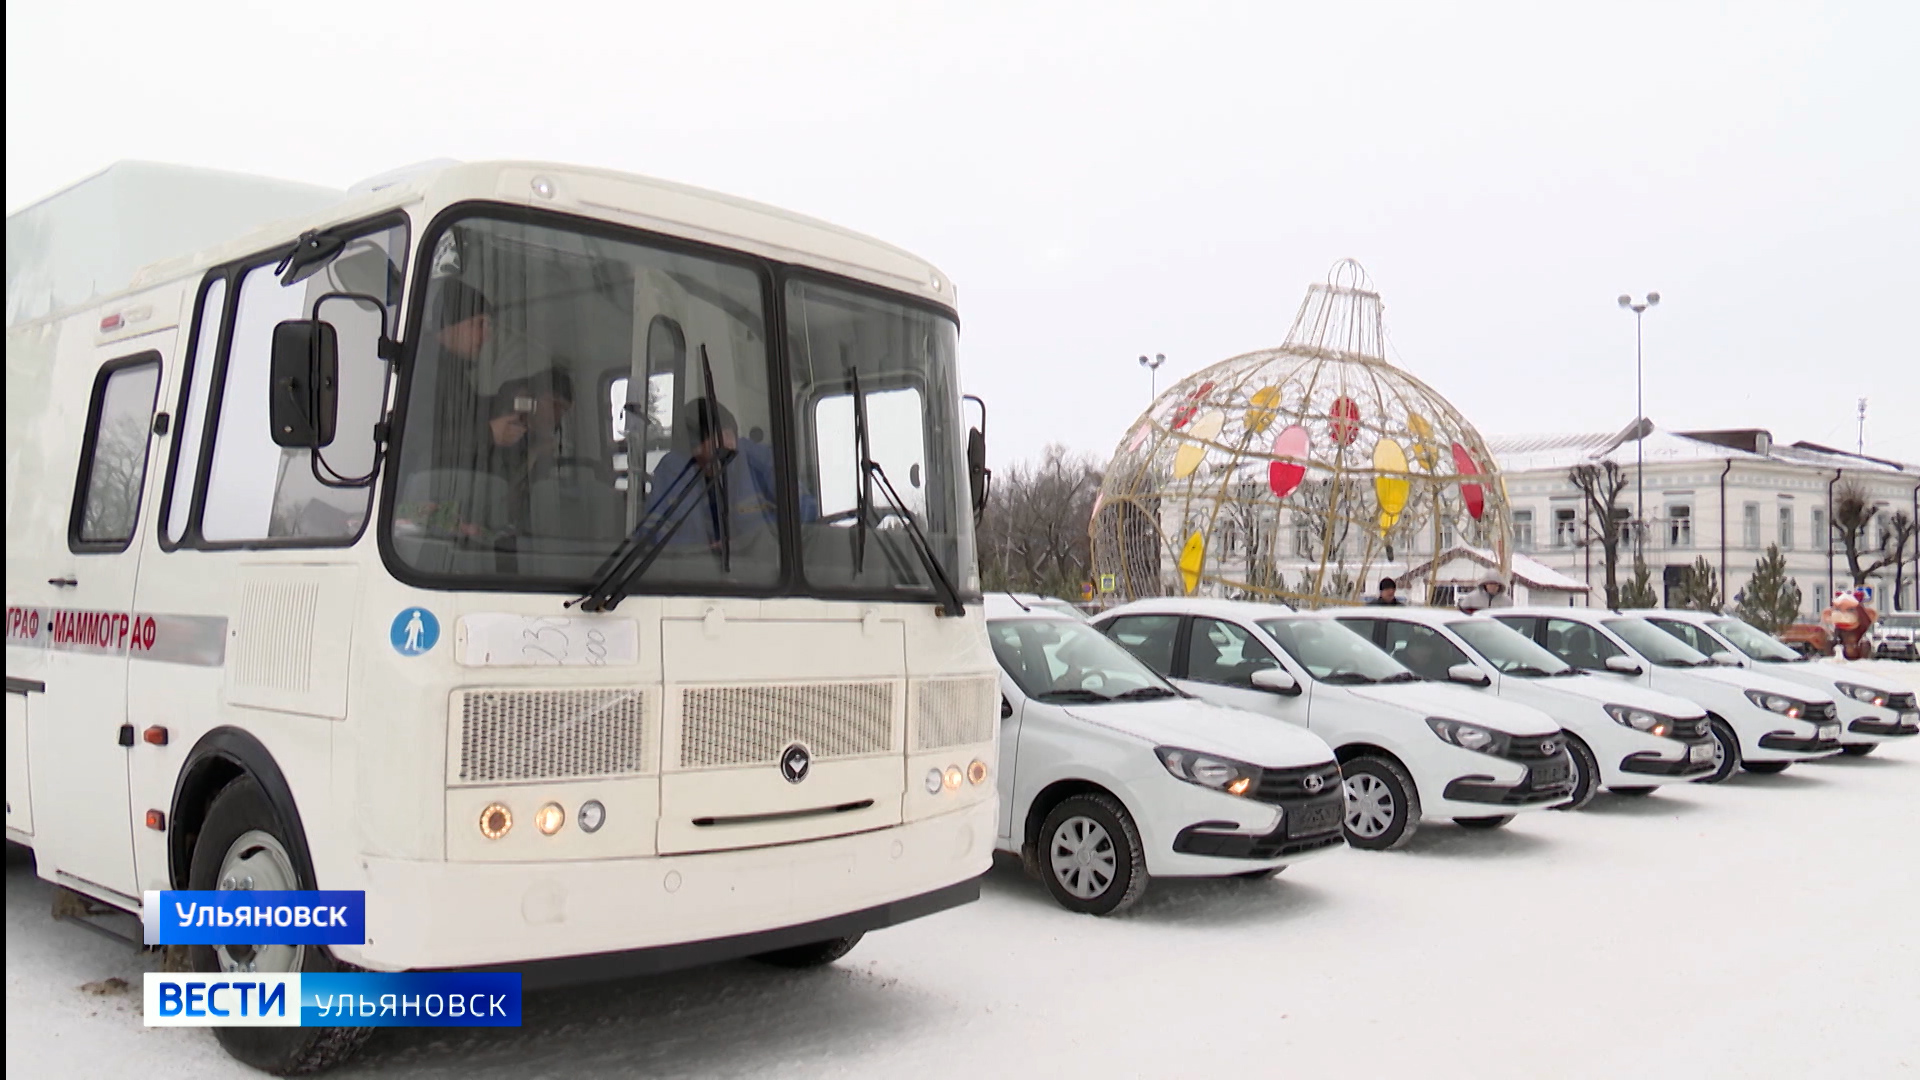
[986,594,1917,916]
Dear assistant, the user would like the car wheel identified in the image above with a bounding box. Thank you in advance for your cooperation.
[1839,744,1877,757]
[1742,760,1790,775]
[1038,793,1147,915]
[1553,736,1601,812]
[1454,815,1514,829]
[753,935,864,969]
[1693,717,1741,784]
[1608,787,1657,796]
[1340,756,1420,851]
[189,777,371,1076]
[1234,866,1286,881]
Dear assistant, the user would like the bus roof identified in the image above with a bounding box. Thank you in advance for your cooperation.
[7,159,954,330]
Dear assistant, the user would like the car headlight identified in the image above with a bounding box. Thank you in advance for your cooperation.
[1604,704,1673,738]
[1744,690,1808,718]
[1834,682,1891,708]
[1425,717,1508,754]
[1155,747,1262,797]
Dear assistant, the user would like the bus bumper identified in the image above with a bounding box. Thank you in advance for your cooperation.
[342,798,995,975]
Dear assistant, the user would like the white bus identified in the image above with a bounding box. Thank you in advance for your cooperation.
[5,160,998,1073]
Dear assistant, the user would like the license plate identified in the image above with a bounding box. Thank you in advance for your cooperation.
[1818,724,1840,741]
[1689,742,1715,765]
[1902,712,1918,724]
[1531,760,1570,787]
[1289,801,1340,837]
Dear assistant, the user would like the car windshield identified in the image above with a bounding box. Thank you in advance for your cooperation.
[1448,618,1573,676]
[1881,614,1919,631]
[1603,618,1711,667]
[989,617,1177,703]
[1709,618,1806,662]
[387,211,975,601]
[1258,618,1412,684]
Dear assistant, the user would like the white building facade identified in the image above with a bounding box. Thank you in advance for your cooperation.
[1489,425,1920,615]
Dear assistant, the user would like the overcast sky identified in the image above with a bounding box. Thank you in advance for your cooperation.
[9,1,1917,468]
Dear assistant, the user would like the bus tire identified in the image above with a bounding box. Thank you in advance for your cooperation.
[189,776,370,1076]
[751,934,864,969]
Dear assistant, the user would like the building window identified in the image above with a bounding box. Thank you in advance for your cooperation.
[1742,502,1761,549]
[1668,505,1692,549]
[1512,509,1535,552]
[1553,507,1577,548]
[1779,505,1795,551]
[1810,508,1824,551]
[1613,507,1633,547]
[1291,515,1313,558]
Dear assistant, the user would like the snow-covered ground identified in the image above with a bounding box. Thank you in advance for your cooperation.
[10,661,1919,1079]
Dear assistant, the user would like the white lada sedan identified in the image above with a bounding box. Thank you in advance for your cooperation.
[1092,599,1572,851]
[986,596,1345,915]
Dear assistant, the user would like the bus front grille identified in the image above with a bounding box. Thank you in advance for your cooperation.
[911,675,997,752]
[455,688,654,783]
[677,682,895,769]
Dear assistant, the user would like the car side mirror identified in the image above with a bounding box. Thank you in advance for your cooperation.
[1711,651,1742,667]
[1447,663,1492,687]
[1603,655,1645,676]
[1000,696,1013,720]
[1250,668,1300,696]
[269,319,339,448]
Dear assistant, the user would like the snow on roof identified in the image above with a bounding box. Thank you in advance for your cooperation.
[6,161,345,327]
[1403,545,1591,593]
[1487,421,1913,477]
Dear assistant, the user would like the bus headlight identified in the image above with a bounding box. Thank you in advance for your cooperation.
[926,768,944,795]
[479,803,512,840]
[944,766,964,792]
[968,760,989,785]
[535,802,566,836]
[578,800,606,833]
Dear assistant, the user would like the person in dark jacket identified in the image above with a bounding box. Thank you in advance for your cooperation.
[1367,577,1406,606]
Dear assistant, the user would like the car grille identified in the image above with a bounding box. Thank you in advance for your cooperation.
[1887,691,1918,712]
[1668,717,1709,740]
[1500,733,1566,761]
[1803,702,1838,724]
[1253,763,1343,804]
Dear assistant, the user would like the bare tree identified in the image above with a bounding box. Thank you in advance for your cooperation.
[1833,481,1914,589]
[979,445,1103,599]
[1568,461,1632,609]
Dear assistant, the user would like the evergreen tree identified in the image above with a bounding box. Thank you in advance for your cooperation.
[1672,556,1723,612]
[1734,544,1803,632]
[1619,558,1659,609]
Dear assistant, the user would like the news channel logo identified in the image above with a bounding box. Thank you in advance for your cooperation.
[141,891,520,1028]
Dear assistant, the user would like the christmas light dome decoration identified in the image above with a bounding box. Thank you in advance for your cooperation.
[1091,260,1510,608]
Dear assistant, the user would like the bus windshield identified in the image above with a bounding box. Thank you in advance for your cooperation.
[388,212,974,600]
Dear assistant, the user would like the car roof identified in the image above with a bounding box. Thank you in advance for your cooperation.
[1327,606,1469,628]
[1097,596,1299,622]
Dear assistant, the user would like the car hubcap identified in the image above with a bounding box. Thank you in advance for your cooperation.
[1344,774,1395,839]
[1712,731,1729,772]
[213,830,304,975]
[1049,816,1117,900]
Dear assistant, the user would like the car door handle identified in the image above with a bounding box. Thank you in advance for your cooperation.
[48,577,78,588]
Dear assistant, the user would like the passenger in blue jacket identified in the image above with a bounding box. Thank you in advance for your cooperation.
[643,398,810,555]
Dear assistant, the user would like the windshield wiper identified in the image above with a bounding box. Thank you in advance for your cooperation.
[1550,667,1587,677]
[1112,686,1178,701]
[571,354,737,612]
[849,370,967,617]
[1320,672,1378,685]
[1506,665,1553,678]
[1037,688,1110,703]
[1378,671,1424,684]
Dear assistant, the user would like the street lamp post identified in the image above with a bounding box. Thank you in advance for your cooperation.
[1138,353,1166,401]
[1617,292,1660,558]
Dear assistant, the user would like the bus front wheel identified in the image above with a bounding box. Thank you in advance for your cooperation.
[188,775,370,1076]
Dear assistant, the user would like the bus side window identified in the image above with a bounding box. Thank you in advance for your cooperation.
[70,355,163,553]
[161,276,227,546]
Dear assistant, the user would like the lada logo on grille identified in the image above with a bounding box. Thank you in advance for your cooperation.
[780,743,812,784]
[1541,741,1559,756]
[1303,773,1326,793]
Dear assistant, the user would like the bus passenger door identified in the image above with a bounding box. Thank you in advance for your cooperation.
[32,345,170,903]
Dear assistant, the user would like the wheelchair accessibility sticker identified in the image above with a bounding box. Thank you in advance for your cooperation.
[391,608,440,656]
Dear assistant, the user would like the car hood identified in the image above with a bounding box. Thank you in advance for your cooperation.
[1062,697,1335,769]
[1515,672,1708,719]
[1688,663,1838,703]
[1345,681,1560,736]
[1749,659,1909,697]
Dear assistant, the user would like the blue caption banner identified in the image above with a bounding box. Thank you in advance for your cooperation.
[144,972,522,1028]
[142,890,366,945]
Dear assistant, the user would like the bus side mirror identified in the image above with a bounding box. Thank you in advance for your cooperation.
[1250,668,1300,696]
[1447,663,1492,687]
[964,395,990,524]
[1603,655,1645,677]
[269,319,339,448]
